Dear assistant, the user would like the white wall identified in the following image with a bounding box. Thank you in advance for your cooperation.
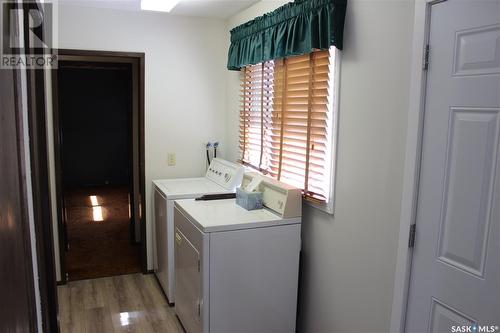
[49,5,228,277]
[225,1,415,332]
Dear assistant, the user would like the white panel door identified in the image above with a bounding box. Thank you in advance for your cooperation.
[405,1,500,332]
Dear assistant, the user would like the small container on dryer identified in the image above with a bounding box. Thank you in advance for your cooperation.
[236,187,263,210]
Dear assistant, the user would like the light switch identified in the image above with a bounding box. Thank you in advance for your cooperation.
[167,153,176,166]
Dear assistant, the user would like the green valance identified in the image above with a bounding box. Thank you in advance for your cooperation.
[227,0,347,71]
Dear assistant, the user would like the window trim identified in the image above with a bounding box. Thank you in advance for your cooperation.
[239,49,341,215]
[304,49,341,215]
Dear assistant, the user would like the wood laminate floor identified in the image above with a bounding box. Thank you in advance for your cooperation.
[58,273,184,333]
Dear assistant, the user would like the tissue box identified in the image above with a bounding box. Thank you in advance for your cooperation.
[236,187,263,211]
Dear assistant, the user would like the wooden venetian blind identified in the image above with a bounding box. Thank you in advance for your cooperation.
[240,61,275,169]
[240,49,333,202]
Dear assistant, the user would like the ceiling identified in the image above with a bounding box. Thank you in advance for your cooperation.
[59,0,261,19]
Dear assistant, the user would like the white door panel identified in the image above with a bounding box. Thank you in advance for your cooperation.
[429,299,476,333]
[406,0,500,332]
[437,109,499,277]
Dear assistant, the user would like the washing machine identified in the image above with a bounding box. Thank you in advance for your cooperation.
[173,175,302,333]
[153,158,244,303]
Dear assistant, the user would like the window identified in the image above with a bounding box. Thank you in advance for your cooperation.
[239,48,338,209]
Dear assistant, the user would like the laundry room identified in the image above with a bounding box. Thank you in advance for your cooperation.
[1,0,498,332]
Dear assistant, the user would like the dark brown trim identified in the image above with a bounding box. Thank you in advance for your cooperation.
[50,66,66,284]
[22,2,60,331]
[0,62,38,333]
[52,49,147,282]
[12,64,38,333]
[139,53,147,273]
[57,49,145,59]
[26,64,60,333]
[0,3,56,330]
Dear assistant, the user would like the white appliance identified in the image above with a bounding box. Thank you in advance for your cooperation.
[153,158,244,303]
[173,175,302,333]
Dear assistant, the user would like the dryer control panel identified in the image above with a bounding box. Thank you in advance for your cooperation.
[241,173,302,218]
[205,158,245,190]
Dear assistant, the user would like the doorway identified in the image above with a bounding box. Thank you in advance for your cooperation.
[52,50,146,283]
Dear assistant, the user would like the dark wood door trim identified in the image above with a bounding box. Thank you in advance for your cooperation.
[52,49,147,284]
[57,49,145,59]
[22,1,59,331]
[26,64,60,333]
[0,63,38,333]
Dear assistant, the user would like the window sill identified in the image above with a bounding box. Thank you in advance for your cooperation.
[304,198,334,215]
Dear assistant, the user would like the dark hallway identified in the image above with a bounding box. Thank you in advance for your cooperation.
[57,60,140,281]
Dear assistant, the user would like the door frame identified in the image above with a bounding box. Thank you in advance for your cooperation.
[0,51,38,333]
[21,1,60,331]
[26,51,60,333]
[389,0,447,331]
[51,49,147,284]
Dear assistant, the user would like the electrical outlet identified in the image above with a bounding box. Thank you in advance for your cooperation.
[167,153,176,166]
